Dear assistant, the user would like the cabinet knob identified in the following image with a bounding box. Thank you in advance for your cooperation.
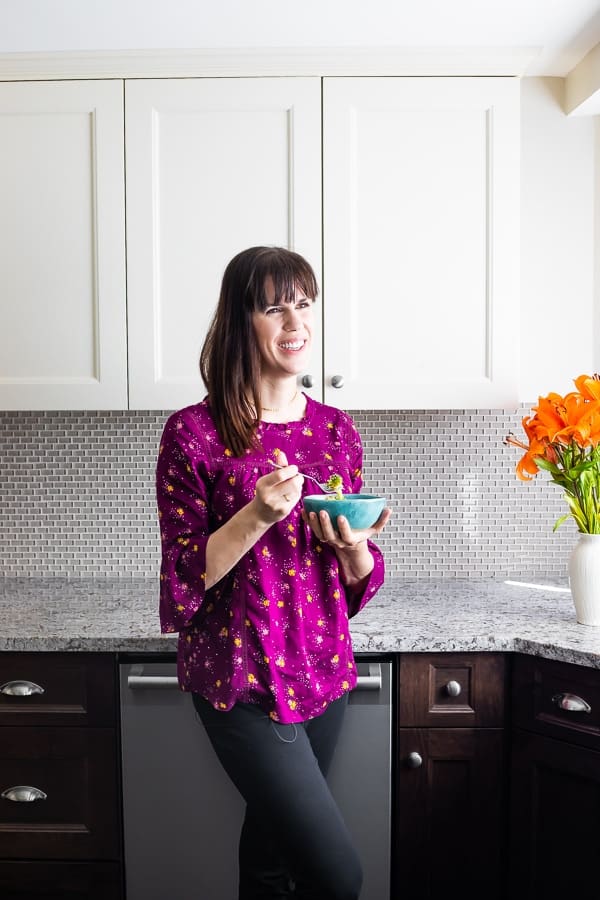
[406,752,423,769]
[331,375,345,389]
[552,692,591,714]
[0,680,45,697]
[301,374,314,388]
[445,680,462,697]
[1,785,47,802]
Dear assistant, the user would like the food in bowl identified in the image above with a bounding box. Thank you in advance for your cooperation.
[325,473,344,499]
[303,494,386,532]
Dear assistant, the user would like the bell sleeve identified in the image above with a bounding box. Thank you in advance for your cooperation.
[156,409,212,633]
[343,415,386,618]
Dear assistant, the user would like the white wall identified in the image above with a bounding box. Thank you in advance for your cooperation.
[519,76,596,403]
[0,0,472,53]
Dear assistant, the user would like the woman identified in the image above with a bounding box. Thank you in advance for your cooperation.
[156,246,390,899]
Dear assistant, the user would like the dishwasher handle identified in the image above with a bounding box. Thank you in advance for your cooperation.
[128,675,180,689]
[128,663,383,692]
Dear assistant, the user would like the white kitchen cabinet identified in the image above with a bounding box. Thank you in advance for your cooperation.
[0,74,520,412]
[322,77,520,408]
[0,80,127,410]
[124,77,323,410]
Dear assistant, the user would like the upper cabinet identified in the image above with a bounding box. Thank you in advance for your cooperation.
[125,78,322,409]
[0,80,127,410]
[0,74,520,411]
[322,77,520,409]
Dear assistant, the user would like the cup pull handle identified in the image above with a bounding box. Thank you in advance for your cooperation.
[1,785,47,802]
[0,680,45,697]
[552,692,592,714]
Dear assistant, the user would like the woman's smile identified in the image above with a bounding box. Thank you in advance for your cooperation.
[278,338,307,352]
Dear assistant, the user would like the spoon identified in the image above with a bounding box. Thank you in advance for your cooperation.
[267,460,338,494]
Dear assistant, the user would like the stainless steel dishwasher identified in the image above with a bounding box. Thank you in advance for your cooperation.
[120,655,392,900]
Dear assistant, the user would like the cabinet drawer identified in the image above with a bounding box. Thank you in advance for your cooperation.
[0,654,116,727]
[0,727,119,859]
[398,653,506,727]
[0,861,122,899]
[512,654,600,750]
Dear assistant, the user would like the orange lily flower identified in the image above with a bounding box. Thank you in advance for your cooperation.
[504,428,548,481]
[527,393,568,443]
[552,391,600,446]
[574,374,600,402]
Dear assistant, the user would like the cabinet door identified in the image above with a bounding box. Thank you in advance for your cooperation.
[0,861,122,899]
[323,77,520,409]
[509,728,600,898]
[125,77,322,410]
[395,728,505,899]
[0,81,127,410]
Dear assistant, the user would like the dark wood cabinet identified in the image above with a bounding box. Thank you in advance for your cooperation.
[0,727,119,859]
[0,653,122,897]
[398,652,506,727]
[396,727,505,899]
[2,647,600,900]
[509,727,600,898]
[0,653,116,728]
[393,653,508,900]
[512,653,600,748]
[509,654,600,899]
[0,862,122,900]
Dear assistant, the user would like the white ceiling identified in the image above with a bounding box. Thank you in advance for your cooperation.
[2,0,600,76]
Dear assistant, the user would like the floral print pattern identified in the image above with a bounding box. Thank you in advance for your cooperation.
[156,394,385,723]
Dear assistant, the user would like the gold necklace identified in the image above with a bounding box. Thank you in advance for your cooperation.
[261,390,299,412]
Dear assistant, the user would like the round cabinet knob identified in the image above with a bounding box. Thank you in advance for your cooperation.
[445,680,462,698]
[406,752,423,769]
[331,375,345,389]
[301,374,314,388]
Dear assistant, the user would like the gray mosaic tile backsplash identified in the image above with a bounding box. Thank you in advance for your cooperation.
[0,409,575,578]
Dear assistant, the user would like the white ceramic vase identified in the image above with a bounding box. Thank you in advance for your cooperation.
[568,533,600,626]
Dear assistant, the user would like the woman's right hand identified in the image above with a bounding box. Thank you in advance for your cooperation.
[252,452,303,524]
[205,452,302,589]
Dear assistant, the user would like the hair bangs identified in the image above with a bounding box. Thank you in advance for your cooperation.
[248,248,319,312]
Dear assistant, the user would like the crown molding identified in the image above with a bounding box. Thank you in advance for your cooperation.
[0,46,540,80]
[565,41,600,115]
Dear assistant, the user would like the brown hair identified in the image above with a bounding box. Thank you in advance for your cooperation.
[200,246,319,456]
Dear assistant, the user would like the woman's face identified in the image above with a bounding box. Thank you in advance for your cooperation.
[251,276,314,381]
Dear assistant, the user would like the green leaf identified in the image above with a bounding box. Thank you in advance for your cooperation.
[534,456,561,475]
[562,493,587,532]
[567,462,595,479]
[553,513,572,532]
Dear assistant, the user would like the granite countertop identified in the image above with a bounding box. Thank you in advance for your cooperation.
[2,576,600,668]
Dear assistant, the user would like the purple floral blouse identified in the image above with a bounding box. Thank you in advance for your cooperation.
[156,394,385,723]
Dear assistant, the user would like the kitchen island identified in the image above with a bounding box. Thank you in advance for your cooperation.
[1,576,599,667]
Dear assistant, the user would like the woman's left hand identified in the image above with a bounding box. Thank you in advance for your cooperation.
[301,507,392,551]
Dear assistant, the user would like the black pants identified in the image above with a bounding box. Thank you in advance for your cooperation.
[192,693,362,900]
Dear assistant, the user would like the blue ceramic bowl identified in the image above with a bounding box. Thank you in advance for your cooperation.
[303,494,386,532]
